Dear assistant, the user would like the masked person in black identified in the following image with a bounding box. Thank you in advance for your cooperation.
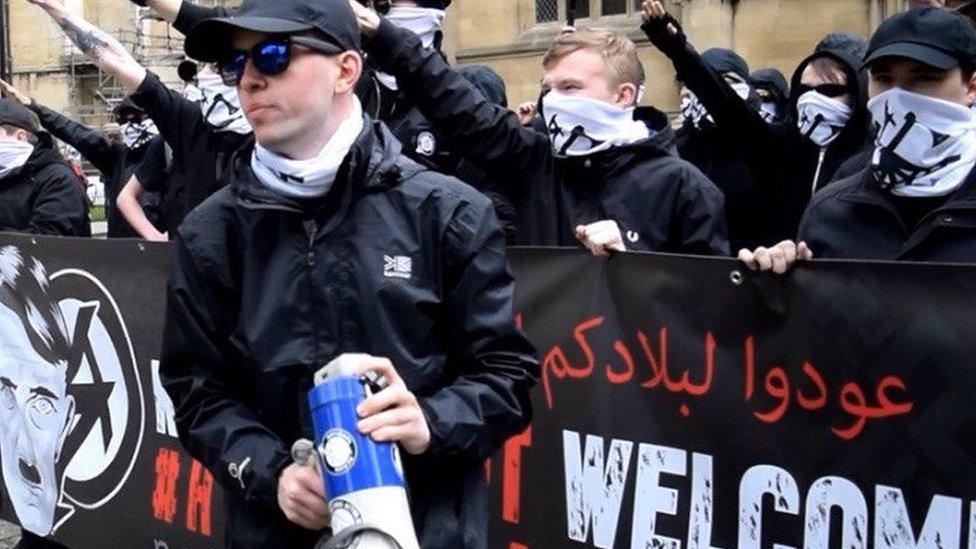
[0,79,161,238]
[347,2,729,256]
[741,7,976,271]
[751,67,790,124]
[641,0,870,244]
[27,0,253,236]
[0,99,89,238]
[675,47,763,251]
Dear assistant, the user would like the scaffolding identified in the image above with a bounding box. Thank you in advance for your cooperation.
[62,1,230,126]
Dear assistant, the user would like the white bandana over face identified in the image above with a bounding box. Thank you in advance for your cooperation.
[541,91,651,157]
[680,80,751,130]
[251,98,365,199]
[119,119,159,149]
[796,90,852,147]
[869,87,976,197]
[759,102,779,123]
[376,7,446,91]
[0,139,35,180]
[195,69,252,135]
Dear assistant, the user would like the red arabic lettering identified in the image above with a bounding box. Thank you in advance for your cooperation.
[832,376,914,440]
[540,316,604,408]
[754,366,790,423]
[796,361,827,410]
[607,340,635,384]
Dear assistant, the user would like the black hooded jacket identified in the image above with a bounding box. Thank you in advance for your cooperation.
[366,20,729,255]
[160,114,539,548]
[0,134,89,236]
[751,67,790,125]
[643,17,871,242]
[28,102,162,237]
[676,47,763,252]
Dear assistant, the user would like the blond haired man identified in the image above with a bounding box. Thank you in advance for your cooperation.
[349,2,729,256]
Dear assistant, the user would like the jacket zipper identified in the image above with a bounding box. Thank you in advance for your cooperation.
[811,147,827,198]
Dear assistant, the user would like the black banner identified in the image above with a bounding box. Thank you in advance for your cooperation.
[0,234,224,548]
[490,248,976,549]
[2,237,975,549]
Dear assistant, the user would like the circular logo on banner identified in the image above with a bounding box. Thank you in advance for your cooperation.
[321,429,357,475]
[0,246,144,537]
[415,131,436,157]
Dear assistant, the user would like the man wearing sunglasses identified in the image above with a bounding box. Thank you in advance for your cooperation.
[740,7,976,272]
[154,0,539,547]
[641,0,871,247]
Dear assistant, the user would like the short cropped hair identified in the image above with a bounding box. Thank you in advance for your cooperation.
[542,29,646,89]
[0,124,38,146]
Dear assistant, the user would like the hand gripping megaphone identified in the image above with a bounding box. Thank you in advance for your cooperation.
[293,354,421,549]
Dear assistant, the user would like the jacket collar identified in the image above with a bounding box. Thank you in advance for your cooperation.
[842,164,976,211]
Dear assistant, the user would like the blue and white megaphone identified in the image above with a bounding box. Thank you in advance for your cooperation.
[292,354,421,549]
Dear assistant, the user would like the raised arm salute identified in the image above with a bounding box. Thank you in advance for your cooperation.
[348,0,730,256]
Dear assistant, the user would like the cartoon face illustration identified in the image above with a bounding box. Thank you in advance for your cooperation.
[0,330,74,535]
[0,248,74,535]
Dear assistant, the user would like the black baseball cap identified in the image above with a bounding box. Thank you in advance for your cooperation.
[184,0,361,62]
[862,7,976,70]
[0,99,39,134]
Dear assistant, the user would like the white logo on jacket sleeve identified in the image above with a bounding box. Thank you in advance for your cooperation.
[626,231,640,243]
[415,131,436,157]
[383,255,412,280]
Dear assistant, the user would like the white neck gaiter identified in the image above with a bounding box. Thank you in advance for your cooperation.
[120,119,158,149]
[759,101,779,124]
[251,98,365,199]
[377,7,446,91]
[196,70,252,135]
[796,90,852,147]
[680,83,750,130]
[0,140,35,180]
[541,91,651,157]
[869,87,976,197]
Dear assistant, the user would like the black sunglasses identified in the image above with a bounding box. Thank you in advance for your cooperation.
[796,83,849,98]
[218,35,344,86]
[115,112,145,125]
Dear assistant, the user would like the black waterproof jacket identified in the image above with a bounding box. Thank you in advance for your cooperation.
[29,102,161,237]
[160,117,539,548]
[129,72,249,231]
[367,20,729,255]
[0,134,89,236]
[799,166,976,262]
[643,17,871,243]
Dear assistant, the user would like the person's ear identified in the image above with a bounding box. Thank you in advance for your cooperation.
[334,51,364,95]
[54,395,75,463]
[13,129,28,142]
[613,82,637,107]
